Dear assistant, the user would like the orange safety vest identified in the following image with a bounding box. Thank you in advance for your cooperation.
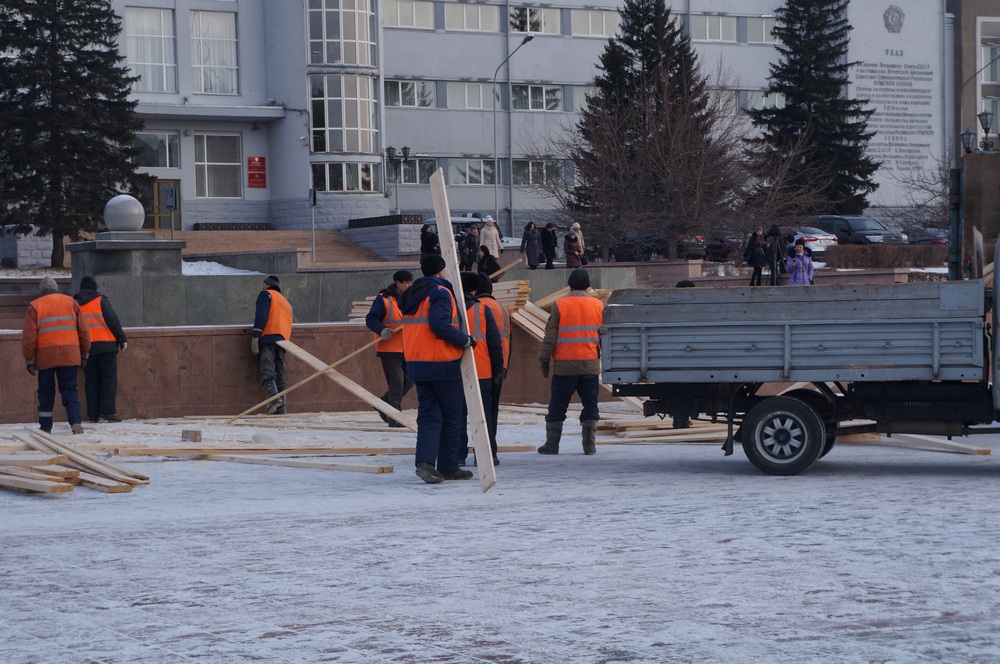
[467,302,493,380]
[34,293,83,350]
[479,296,510,369]
[402,286,463,363]
[373,293,404,353]
[552,296,604,361]
[79,297,116,343]
[261,290,293,339]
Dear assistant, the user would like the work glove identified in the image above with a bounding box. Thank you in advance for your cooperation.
[380,327,393,341]
[492,374,503,389]
[251,337,260,355]
[26,360,36,376]
[119,342,128,353]
[80,354,89,369]
[539,360,550,378]
[464,336,477,349]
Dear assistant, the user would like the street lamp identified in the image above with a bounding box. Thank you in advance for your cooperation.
[385,145,410,214]
[961,129,976,154]
[977,110,995,151]
[493,34,534,232]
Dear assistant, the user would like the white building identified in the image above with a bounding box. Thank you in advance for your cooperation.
[111,1,998,237]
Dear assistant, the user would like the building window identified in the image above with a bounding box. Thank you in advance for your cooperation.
[746,16,778,44]
[448,159,496,185]
[742,90,785,111]
[689,15,737,42]
[512,160,562,186]
[190,11,238,94]
[310,74,378,154]
[126,8,177,93]
[982,46,1000,84]
[446,82,488,109]
[384,0,434,28]
[573,85,595,112]
[307,0,376,66]
[510,7,560,34]
[194,134,241,198]
[570,10,619,37]
[385,80,435,107]
[312,162,378,191]
[389,158,438,184]
[134,132,180,168]
[512,84,563,111]
[444,4,499,32]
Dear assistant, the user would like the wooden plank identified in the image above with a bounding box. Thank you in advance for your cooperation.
[0,465,75,484]
[0,452,68,467]
[75,471,134,493]
[277,340,418,431]
[533,286,570,312]
[32,430,150,482]
[16,432,147,485]
[203,455,393,473]
[29,466,81,479]
[0,473,74,494]
[113,444,535,457]
[877,434,991,455]
[430,168,496,492]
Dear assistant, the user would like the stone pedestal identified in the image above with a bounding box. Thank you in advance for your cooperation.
[67,231,186,284]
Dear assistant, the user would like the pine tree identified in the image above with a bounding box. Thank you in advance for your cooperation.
[569,0,742,259]
[746,0,879,215]
[0,0,152,267]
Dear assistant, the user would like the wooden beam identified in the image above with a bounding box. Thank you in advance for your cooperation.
[203,455,393,473]
[0,452,68,467]
[113,444,536,457]
[0,473,74,494]
[875,434,991,456]
[32,430,150,481]
[75,471,134,493]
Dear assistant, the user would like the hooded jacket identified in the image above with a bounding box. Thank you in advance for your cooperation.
[73,288,127,355]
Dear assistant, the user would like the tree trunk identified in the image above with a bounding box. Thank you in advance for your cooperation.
[50,231,65,269]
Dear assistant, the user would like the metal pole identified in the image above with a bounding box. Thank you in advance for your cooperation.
[493,35,533,233]
[311,206,316,264]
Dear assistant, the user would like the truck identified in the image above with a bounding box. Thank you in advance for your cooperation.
[601,276,998,475]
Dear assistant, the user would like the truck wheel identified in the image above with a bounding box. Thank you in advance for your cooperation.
[741,396,826,475]
[781,388,837,459]
[821,434,837,458]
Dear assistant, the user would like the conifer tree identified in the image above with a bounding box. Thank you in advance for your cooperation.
[0,0,152,267]
[746,0,879,215]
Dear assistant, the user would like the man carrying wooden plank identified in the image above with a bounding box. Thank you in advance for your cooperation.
[537,269,604,456]
[365,270,414,427]
[458,272,504,467]
[251,275,293,415]
[400,254,478,484]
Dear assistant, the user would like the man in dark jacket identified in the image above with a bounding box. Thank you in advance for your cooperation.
[400,254,477,484]
[251,275,293,415]
[540,223,559,269]
[458,271,504,466]
[74,276,128,423]
[365,270,414,427]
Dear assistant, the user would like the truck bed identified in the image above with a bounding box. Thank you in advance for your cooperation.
[602,282,986,385]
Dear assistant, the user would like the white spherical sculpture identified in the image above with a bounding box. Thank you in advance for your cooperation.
[103,194,146,232]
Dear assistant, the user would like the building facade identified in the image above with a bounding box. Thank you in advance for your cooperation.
[111,0,996,238]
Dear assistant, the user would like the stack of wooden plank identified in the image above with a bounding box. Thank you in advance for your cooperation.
[492,280,531,312]
[0,430,150,495]
[348,296,376,322]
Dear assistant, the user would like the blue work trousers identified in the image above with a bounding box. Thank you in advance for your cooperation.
[414,377,465,475]
[37,365,83,431]
[545,374,601,423]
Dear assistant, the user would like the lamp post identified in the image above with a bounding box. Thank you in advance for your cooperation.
[493,34,534,233]
[977,110,995,151]
[385,145,410,214]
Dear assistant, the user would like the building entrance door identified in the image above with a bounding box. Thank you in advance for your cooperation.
[142,179,181,230]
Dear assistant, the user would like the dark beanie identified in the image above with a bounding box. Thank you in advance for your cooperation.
[264,275,281,289]
[460,271,481,294]
[81,275,98,291]
[568,268,590,290]
[477,272,494,295]
[420,253,447,276]
[479,244,492,257]
[393,270,413,283]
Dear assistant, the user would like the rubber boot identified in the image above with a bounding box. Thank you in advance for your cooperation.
[264,379,280,415]
[538,421,562,454]
[581,420,598,455]
[275,383,287,415]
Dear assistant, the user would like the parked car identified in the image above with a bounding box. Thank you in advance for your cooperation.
[809,215,907,245]
[703,231,743,262]
[789,227,838,259]
[601,230,707,262]
[903,226,948,245]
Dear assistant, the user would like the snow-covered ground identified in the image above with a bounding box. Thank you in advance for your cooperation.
[3,406,1000,663]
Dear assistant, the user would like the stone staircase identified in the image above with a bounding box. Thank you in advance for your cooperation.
[151,229,385,268]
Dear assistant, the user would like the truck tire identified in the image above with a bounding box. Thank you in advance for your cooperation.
[781,388,837,459]
[741,396,826,475]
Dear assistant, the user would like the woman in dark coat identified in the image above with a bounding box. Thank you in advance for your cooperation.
[420,224,440,258]
[520,222,541,269]
[743,226,768,287]
[477,245,502,281]
[563,229,582,268]
[540,223,559,269]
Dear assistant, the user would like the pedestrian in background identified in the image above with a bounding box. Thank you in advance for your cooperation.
[420,224,440,257]
[571,222,588,264]
[541,223,559,269]
[22,276,91,434]
[251,275,293,414]
[537,268,604,455]
[458,271,504,467]
[564,228,582,268]
[461,224,479,271]
[520,222,541,270]
[365,270,414,427]
[480,216,503,257]
[765,224,785,285]
[401,254,477,484]
[74,275,128,423]
[476,272,511,463]
[477,245,502,280]
[743,226,768,287]
[785,239,814,286]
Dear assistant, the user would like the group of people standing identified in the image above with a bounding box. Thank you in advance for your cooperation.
[743,224,814,287]
[519,220,586,270]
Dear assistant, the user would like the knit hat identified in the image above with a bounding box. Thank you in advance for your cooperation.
[392,270,413,283]
[568,268,590,290]
[477,272,494,295]
[460,271,481,295]
[484,216,494,224]
[755,226,763,232]
[39,276,58,293]
[263,275,281,289]
[420,253,447,276]
[571,222,581,230]
[80,275,98,291]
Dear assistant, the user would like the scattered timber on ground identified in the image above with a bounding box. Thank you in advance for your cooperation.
[112,445,535,457]
[850,433,991,456]
[203,455,393,473]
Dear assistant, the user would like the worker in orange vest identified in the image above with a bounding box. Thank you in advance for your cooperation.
[537,268,604,455]
[476,271,511,463]
[400,254,477,484]
[365,270,414,427]
[251,275,293,414]
[74,276,128,423]
[459,271,504,467]
[21,276,91,434]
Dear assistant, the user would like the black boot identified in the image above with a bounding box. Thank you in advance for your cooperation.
[538,421,562,454]
[582,420,598,455]
[264,379,280,415]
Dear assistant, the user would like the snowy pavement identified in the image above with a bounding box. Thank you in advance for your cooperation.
[2,410,1000,663]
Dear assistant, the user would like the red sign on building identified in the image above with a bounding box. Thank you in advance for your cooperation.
[248,156,266,188]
